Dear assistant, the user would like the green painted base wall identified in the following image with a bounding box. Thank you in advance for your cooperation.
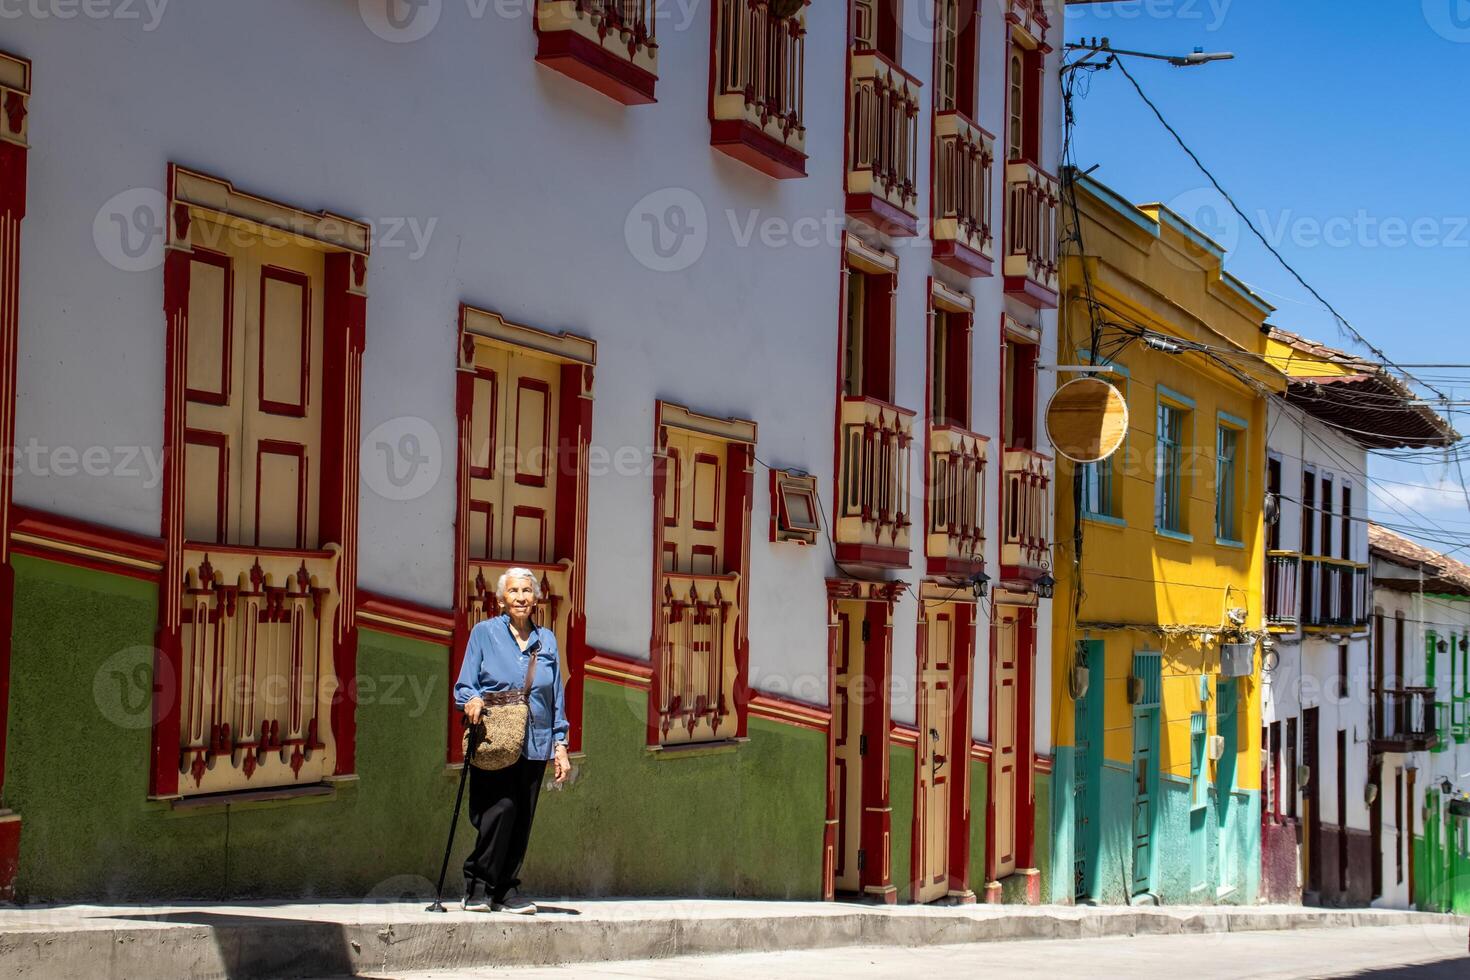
[1415,803,1470,914]
[4,556,826,902]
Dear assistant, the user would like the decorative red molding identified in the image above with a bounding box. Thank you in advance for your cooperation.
[748,690,829,732]
[1033,752,1053,774]
[9,505,165,580]
[970,739,993,762]
[356,590,454,645]
[710,120,807,179]
[584,647,654,689]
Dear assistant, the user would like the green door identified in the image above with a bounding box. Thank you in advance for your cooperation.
[1074,641,1103,902]
[1216,677,1239,894]
[1132,708,1157,896]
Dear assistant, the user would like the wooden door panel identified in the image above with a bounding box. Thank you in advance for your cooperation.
[917,607,955,902]
[992,613,1018,878]
[834,607,864,893]
[663,431,724,574]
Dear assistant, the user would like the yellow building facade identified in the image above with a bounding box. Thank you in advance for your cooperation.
[1049,175,1282,904]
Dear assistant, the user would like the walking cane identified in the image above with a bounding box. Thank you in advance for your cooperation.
[427,717,479,913]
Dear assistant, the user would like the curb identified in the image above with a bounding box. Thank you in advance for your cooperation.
[0,904,1462,978]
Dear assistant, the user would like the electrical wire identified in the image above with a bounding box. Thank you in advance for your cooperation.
[1108,56,1448,401]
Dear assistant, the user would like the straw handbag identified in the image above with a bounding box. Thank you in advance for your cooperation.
[461,650,538,771]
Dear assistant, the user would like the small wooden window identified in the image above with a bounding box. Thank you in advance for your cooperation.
[771,469,820,545]
[1008,51,1025,161]
[844,270,866,397]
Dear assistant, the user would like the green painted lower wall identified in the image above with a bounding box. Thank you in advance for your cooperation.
[1415,796,1470,914]
[5,556,826,902]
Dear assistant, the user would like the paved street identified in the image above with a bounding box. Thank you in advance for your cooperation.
[370,925,1470,980]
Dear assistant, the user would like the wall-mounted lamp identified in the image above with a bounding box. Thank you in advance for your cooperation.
[1438,638,1449,654]
[1364,783,1379,806]
[1442,777,1454,796]
[970,571,991,600]
[1035,573,1056,599]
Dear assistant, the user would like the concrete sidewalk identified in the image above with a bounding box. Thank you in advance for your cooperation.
[0,897,1462,980]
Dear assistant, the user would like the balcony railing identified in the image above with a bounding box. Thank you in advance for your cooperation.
[178,543,341,796]
[657,572,740,746]
[932,111,995,277]
[465,558,573,647]
[927,424,988,576]
[1300,556,1369,631]
[847,50,921,236]
[1373,685,1438,752]
[1003,161,1060,309]
[535,0,658,105]
[1001,447,1052,580]
[1266,551,1301,630]
[836,395,915,567]
[712,0,806,178]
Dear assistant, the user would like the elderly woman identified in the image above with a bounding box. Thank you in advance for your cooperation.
[453,567,570,914]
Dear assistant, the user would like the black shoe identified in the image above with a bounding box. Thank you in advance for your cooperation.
[461,876,489,912]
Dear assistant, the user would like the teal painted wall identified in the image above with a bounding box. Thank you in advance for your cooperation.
[4,557,827,901]
[1050,748,1075,903]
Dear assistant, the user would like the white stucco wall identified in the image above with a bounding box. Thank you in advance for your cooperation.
[6,0,1060,743]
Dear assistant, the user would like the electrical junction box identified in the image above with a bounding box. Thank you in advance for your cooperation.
[1219,642,1255,678]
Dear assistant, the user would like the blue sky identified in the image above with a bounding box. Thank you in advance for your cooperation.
[1063,0,1470,553]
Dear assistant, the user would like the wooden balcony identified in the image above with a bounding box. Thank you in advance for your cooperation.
[1266,550,1301,631]
[1373,686,1438,753]
[1002,160,1059,309]
[927,423,987,577]
[657,571,740,746]
[847,50,921,236]
[711,0,806,178]
[932,111,995,277]
[535,0,658,106]
[178,543,341,796]
[1300,556,1369,632]
[836,395,915,569]
[1000,447,1051,584]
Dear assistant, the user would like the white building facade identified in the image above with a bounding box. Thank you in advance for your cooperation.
[0,0,1064,903]
[1260,328,1458,909]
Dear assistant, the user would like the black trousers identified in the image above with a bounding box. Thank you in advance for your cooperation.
[463,756,546,901]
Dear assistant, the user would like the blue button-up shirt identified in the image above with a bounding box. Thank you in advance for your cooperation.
[453,615,568,761]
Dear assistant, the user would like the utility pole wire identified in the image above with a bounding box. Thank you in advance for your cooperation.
[1108,57,1448,401]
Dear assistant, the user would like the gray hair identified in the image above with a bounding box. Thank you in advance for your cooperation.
[496,567,542,601]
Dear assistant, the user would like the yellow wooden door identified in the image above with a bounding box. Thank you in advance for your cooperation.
[466,345,561,564]
[662,429,725,574]
[917,605,956,902]
[992,610,1018,879]
[833,604,865,893]
[182,234,324,549]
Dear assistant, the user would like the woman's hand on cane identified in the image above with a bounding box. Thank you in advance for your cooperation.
[463,696,485,725]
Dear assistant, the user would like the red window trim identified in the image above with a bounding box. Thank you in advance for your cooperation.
[154,163,369,800]
[451,304,596,759]
[650,400,757,746]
